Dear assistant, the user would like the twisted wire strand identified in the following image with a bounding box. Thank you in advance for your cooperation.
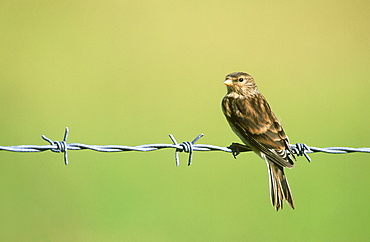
[0,127,369,165]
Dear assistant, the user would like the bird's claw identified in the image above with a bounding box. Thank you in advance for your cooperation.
[228,142,252,159]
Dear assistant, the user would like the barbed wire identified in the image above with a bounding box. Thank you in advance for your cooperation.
[0,127,369,166]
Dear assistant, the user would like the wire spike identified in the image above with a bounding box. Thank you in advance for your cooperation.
[41,128,69,165]
[192,134,204,144]
[169,134,180,167]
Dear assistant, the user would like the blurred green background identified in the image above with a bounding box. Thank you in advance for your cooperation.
[1,0,369,241]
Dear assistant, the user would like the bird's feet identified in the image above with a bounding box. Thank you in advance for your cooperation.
[228,142,252,159]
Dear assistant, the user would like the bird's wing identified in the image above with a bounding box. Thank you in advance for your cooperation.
[222,93,295,168]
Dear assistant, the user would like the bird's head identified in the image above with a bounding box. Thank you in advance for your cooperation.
[224,72,258,94]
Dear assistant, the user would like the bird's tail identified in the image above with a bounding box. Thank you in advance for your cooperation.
[267,161,295,211]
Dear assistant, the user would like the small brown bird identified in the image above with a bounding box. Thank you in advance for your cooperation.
[221,72,295,211]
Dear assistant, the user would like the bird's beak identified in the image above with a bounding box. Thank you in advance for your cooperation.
[223,79,233,86]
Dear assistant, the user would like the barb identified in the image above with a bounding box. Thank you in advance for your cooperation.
[169,133,204,166]
[41,127,69,165]
[0,128,369,165]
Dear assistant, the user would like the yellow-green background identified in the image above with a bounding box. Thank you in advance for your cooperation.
[1,0,369,241]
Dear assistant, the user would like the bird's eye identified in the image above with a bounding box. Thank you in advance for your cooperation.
[238,78,244,82]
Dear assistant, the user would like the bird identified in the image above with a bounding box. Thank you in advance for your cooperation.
[221,72,295,211]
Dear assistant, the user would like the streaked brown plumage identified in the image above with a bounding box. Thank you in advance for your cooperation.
[221,72,295,211]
